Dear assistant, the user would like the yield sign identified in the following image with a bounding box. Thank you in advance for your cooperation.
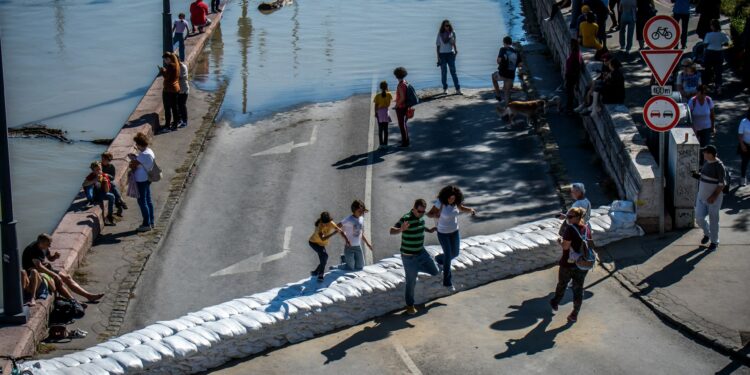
[641,49,683,87]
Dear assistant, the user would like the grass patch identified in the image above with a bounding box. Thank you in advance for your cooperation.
[721,0,750,35]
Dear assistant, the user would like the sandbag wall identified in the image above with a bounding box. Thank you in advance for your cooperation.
[25,205,642,375]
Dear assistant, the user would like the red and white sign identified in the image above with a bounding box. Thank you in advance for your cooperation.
[644,15,681,50]
[643,96,680,132]
[641,49,683,86]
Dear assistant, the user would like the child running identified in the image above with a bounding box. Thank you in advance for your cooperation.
[308,211,349,281]
[373,81,393,148]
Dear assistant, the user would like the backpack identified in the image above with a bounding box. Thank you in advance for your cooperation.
[405,83,419,108]
[50,297,85,324]
[570,224,597,271]
[689,96,712,113]
[148,159,162,182]
[499,47,519,76]
[721,160,730,194]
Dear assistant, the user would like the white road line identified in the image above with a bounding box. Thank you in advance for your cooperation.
[364,74,376,265]
[309,124,319,145]
[392,341,423,375]
[283,226,292,250]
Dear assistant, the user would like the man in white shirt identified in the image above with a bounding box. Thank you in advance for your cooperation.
[738,108,750,186]
[693,145,725,250]
[339,200,373,271]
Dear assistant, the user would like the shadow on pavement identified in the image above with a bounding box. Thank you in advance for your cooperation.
[635,247,712,296]
[332,147,399,170]
[715,343,750,374]
[320,302,447,364]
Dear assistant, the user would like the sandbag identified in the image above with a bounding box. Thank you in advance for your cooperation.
[320,288,346,303]
[345,278,373,294]
[242,310,277,325]
[200,306,232,320]
[162,335,199,358]
[176,329,213,350]
[188,310,218,322]
[53,357,81,367]
[182,314,206,326]
[142,339,175,360]
[286,297,313,312]
[87,346,114,357]
[90,358,125,374]
[610,200,635,212]
[62,352,96,365]
[108,351,143,371]
[202,319,247,339]
[96,341,126,353]
[145,323,175,337]
[231,314,264,331]
[522,232,549,246]
[233,297,262,310]
[463,246,494,260]
[123,344,161,367]
[219,300,253,314]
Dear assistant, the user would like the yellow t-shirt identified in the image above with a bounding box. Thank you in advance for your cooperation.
[309,222,337,246]
[579,22,602,50]
[373,92,393,109]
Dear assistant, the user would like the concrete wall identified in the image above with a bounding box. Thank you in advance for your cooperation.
[667,128,700,228]
[23,206,643,375]
[528,0,662,232]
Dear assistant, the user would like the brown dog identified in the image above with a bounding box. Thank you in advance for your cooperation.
[498,96,560,125]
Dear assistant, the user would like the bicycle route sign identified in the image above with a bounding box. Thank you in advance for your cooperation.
[643,15,680,50]
[643,95,680,132]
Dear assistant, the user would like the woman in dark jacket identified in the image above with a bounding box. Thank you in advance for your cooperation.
[158,52,181,132]
[565,39,584,114]
[635,0,655,49]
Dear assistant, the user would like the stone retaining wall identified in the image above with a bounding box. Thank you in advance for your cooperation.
[0,6,225,368]
[24,206,643,374]
[528,0,662,232]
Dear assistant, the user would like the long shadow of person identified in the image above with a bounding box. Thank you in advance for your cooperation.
[636,247,711,296]
[320,302,446,364]
[494,315,572,359]
[331,147,398,170]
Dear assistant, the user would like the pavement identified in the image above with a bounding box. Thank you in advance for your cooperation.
[206,265,749,375]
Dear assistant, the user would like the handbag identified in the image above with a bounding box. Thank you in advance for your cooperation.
[407,107,415,119]
[571,224,597,271]
[148,160,163,182]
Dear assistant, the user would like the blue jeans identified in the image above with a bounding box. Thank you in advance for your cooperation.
[87,186,115,215]
[173,32,185,61]
[673,13,689,48]
[402,250,439,306]
[435,230,461,287]
[695,194,723,244]
[618,17,635,51]
[308,241,328,276]
[439,52,460,91]
[344,245,365,271]
[136,181,154,227]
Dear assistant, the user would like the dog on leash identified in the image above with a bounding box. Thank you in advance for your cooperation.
[498,96,561,125]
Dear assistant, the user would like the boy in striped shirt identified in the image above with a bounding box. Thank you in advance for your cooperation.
[390,199,439,315]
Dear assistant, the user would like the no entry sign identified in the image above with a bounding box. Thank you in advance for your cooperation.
[643,96,680,132]
[644,15,681,50]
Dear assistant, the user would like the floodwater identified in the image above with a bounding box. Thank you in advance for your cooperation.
[1,0,525,246]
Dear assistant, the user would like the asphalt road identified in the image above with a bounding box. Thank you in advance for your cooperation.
[207,266,750,375]
[123,88,562,331]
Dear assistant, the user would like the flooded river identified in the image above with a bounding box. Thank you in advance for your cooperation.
[1,0,525,246]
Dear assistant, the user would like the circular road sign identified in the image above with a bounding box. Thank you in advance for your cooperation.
[643,96,680,132]
[644,15,680,50]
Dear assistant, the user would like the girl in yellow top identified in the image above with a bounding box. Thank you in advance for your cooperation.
[308,211,348,281]
[373,81,393,148]
[579,11,603,50]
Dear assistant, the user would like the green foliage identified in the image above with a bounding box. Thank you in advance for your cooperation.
[721,0,750,34]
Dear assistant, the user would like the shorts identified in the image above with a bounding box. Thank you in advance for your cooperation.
[493,70,515,81]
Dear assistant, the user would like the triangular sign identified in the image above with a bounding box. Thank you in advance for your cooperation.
[640,50,683,87]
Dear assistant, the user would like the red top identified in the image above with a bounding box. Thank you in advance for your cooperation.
[85,173,111,192]
[190,1,209,25]
[395,81,407,109]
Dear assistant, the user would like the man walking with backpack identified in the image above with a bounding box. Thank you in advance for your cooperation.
[693,145,726,251]
[393,67,419,148]
[492,36,522,104]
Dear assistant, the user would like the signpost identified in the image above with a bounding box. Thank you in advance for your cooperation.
[642,15,682,235]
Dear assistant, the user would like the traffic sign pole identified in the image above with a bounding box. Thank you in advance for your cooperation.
[659,132,665,235]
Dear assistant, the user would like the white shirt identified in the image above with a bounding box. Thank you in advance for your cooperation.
[739,118,750,143]
[174,19,189,34]
[340,215,364,246]
[703,31,729,51]
[179,62,190,95]
[436,32,456,54]
[571,198,592,222]
[688,96,713,131]
[134,148,155,182]
[434,200,460,233]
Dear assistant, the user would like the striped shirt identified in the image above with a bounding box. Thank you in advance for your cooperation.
[395,211,426,254]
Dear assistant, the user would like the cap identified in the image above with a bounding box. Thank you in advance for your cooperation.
[701,145,717,155]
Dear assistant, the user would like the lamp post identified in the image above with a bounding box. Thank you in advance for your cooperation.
[163,0,172,54]
[0,37,28,325]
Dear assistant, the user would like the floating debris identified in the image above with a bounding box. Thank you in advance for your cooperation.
[9,124,72,143]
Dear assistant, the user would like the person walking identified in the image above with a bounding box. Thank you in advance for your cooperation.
[309,212,348,281]
[177,60,189,128]
[339,200,373,271]
[688,85,715,163]
[211,0,222,13]
[172,13,190,61]
[636,0,656,49]
[158,52,181,132]
[393,67,412,148]
[390,199,439,315]
[373,81,392,148]
[608,0,621,31]
[618,0,637,53]
[693,145,725,250]
[703,19,730,95]
[737,108,750,186]
[564,39,583,114]
[427,186,476,291]
[672,0,691,50]
[695,0,720,39]
[190,0,210,34]
[436,20,461,95]
[492,36,523,104]
[550,207,592,323]
[129,133,156,232]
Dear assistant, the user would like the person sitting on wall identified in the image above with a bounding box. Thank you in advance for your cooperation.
[579,11,603,50]
[580,57,624,114]
[82,161,117,226]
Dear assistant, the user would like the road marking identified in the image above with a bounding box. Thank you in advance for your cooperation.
[364,74,376,265]
[252,125,319,156]
[210,227,293,277]
[392,341,423,375]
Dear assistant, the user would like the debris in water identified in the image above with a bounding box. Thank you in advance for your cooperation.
[9,124,72,143]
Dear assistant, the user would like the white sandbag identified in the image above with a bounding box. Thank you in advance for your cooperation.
[362,264,388,274]
[249,288,283,305]
[320,288,346,303]
[298,295,326,309]
[590,215,611,230]
[510,225,534,234]
[202,319,246,339]
[371,270,404,286]
[609,211,637,229]
[112,334,142,348]
[463,246,494,260]
[286,297,313,312]
[156,318,194,333]
[588,221,604,233]
[355,275,389,292]
[459,250,482,264]
[476,244,503,257]
[537,229,560,241]
[188,310,218,322]
[501,238,529,250]
[142,339,175,360]
[345,278,373,294]
[461,237,480,246]
[124,344,162,367]
[176,329,213,350]
[108,352,143,371]
[242,310,277,325]
[485,241,513,254]
[90,358,125,375]
[452,252,474,267]
[52,357,81,367]
[145,323,175,338]
[378,257,403,268]
[219,300,253,314]
[62,352,95,365]
[96,341,126,353]
[162,335,199,358]
[265,301,299,318]
[522,232,550,246]
[75,362,111,375]
[330,282,363,299]
[610,200,634,212]
[87,346,114,357]
[424,245,442,256]
[309,292,334,306]
[512,235,537,248]
[471,235,493,244]
[182,314,205,326]
[233,297,263,310]
[231,314,264,331]
[120,332,152,344]
[77,350,103,362]
[200,306,232,320]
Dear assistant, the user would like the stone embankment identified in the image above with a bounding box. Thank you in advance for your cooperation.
[528,0,662,232]
[0,6,225,371]
[23,205,642,374]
